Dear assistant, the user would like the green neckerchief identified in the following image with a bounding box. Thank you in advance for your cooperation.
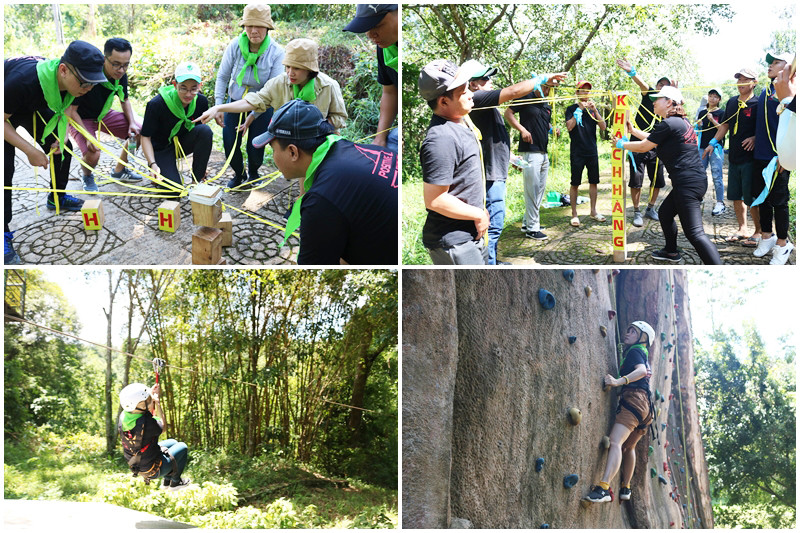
[121,410,161,431]
[35,58,75,150]
[158,85,196,143]
[281,134,343,247]
[236,32,270,87]
[382,43,398,72]
[97,76,125,122]
[292,77,316,102]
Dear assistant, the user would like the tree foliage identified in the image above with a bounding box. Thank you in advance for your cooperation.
[694,325,796,524]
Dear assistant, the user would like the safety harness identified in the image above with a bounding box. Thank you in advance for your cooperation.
[616,344,656,438]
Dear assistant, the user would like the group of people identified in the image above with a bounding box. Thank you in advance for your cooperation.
[5,3,399,266]
[416,53,795,266]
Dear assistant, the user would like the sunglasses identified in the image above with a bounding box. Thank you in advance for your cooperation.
[66,64,95,89]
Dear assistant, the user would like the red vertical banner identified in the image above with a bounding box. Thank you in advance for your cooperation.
[611,92,629,262]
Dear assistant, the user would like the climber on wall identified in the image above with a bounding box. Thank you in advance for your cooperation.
[585,320,655,503]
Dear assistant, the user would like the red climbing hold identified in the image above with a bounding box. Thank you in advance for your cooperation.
[670,522,675,527]
[663,461,668,472]
[608,310,616,320]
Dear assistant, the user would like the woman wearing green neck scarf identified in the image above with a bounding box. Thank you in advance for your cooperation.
[213,4,285,189]
[5,40,104,265]
[197,38,347,194]
[140,62,212,187]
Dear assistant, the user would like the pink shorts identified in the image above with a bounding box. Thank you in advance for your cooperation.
[68,110,130,154]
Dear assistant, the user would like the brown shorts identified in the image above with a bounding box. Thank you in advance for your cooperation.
[615,388,653,434]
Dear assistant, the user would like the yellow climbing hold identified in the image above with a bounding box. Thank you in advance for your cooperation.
[568,407,582,425]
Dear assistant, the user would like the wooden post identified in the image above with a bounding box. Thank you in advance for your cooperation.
[611,92,629,263]
[215,212,232,247]
[81,199,104,230]
[191,227,222,265]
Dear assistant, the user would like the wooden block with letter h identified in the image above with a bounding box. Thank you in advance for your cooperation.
[81,199,104,231]
[157,201,181,233]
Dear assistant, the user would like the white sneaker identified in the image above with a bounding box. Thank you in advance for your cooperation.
[712,201,725,216]
[769,242,794,265]
[753,234,777,258]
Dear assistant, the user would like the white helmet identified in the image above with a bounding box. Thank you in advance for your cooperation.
[119,383,151,412]
[631,321,655,347]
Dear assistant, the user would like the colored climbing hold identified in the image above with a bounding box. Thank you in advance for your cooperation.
[664,313,668,319]
[648,445,654,456]
[661,396,665,403]
[601,436,610,449]
[680,467,685,473]
[563,269,575,282]
[600,325,607,337]
[661,332,666,341]
[673,461,679,466]
[584,286,592,297]
[568,407,582,425]
[661,423,666,431]
[568,336,577,344]
[670,522,675,527]
[541,524,550,529]
[611,269,620,277]
[563,474,579,489]
[608,310,616,320]
[650,467,657,478]
[654,390,661,400]
[538,289,556,309]
[663,461,668,472]
[658,475,668,485]
[683,503,687,508]
[536,457,545,472]
[674,304,679,309]
[593,269,600,273]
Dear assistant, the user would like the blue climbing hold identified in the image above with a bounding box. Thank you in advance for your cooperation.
[683,503,687,508]
[563,474,579,489]
[680,467,685,473]
[563,269,575,282]
[541,524,550,529]
[658,475,668,485]
[568,336,577,344]
[538,289,556,309]
[536,457,545,472]
[661,423,666,431]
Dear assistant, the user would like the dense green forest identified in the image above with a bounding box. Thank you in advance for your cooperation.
[401,4,796,263]
[3,3,383,146]
[4,269,398,528]
[690,272,796,528]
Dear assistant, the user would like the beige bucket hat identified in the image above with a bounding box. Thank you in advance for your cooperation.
[241,4,275,30]
[283,38,319,72]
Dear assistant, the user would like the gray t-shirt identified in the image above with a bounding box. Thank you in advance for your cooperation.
[420,114,483,248]
[214,37,285,105]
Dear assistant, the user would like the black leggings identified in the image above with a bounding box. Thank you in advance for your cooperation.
[752,159,790,240]
[153,124,213,184]
[658,180,722,264]
[5,113,73,232]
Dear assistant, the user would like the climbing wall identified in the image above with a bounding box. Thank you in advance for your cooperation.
[402,269,713,529]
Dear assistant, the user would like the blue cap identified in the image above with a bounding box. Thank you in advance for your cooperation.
[61,40,106,84]
[343,4,397,33]
[252,99,330,148]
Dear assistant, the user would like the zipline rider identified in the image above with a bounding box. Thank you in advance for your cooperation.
[4,40,103,265]
[118,381,190,490]
[585,321,655,504]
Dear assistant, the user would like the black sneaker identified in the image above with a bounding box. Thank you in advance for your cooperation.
[163,478,171,488]
[46,194,84,212]
[169,478,191,491]
[651,249,682,263]
[585,485,612,503]
[526,230,548,240]
[619,487,631,501]
[227,174,246,188]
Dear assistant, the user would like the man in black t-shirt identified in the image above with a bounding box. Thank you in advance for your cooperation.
[703,68,759,243]
[468,62,565,263]
[565,80,607,226]
[343,5,398,151]
[615,58,669,227]
[505,73,563,240]
[254,99,397,265]
[67,38,145,192]
[4,41,105,264]
[141,62,212,186]
[417,59,488,264]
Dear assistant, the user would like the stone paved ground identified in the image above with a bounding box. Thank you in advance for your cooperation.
[7,134,299,265]
[498,164,795,266]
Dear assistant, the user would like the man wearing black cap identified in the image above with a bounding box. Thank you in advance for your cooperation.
[467,61,565,263]
[615,58,668,227]
[254,99,397,265]
[343,4,398,151]
[4,40,105,265]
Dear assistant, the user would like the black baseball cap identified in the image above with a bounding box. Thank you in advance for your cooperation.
[252,99,330,148]
[343,4,398,33]
[61,40,106,84]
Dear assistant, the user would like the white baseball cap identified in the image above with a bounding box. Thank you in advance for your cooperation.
[175,62,202,83]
